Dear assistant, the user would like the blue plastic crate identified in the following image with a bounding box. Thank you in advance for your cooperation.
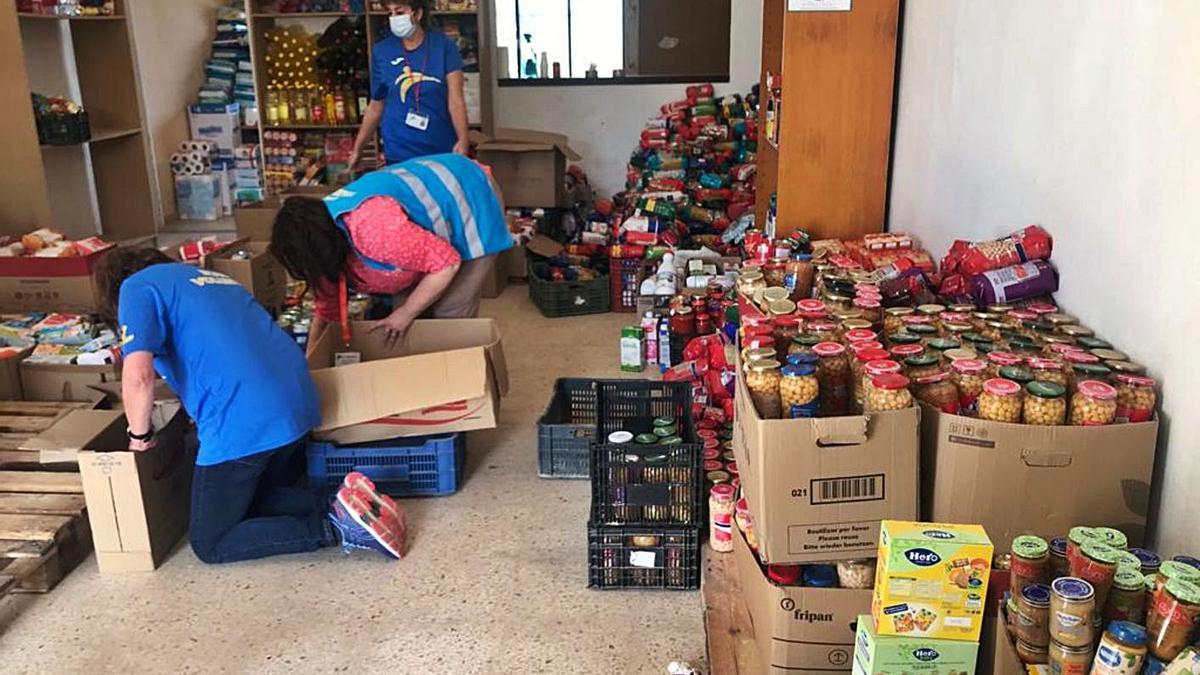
[307,433,466,499]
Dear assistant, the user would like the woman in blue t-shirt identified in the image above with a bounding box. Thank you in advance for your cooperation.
[350,0,469,168]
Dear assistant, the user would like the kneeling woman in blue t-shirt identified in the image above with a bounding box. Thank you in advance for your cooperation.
[94,249,407,563]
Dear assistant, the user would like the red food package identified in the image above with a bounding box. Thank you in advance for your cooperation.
[956,225,1053,277]
[684,334,720,364]
[663,359,710,382]
[721,397,735,421]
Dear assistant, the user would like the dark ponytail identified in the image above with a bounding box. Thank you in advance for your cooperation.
[269,196,351,287]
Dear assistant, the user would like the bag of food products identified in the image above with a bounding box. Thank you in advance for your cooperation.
[971,259,1060,305]
[942,225,1054,278]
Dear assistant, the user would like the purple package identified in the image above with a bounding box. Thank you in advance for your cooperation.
[972,260,1059,305]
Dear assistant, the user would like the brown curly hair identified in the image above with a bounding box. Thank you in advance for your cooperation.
[93,247,173,329]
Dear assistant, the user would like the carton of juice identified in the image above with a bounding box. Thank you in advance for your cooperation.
[853,614,980,675]
[871,520,994,642]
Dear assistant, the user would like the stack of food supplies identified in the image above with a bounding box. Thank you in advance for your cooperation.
[0,229,110,258]
[938,225,1057,306]
[3,313,120,366]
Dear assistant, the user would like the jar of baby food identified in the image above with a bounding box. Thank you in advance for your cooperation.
[1017,582,1053,647]
[788,333,823,356]
[1071,380,1118,426]
[1092,620,1148,675]
[882,307,913,335]
[1012,535,1052,596]
[979,378,1023,423]
[914,372,959,414]
[1114,375,1156,423]
[1067,527,1102,569]
[1050,538,1070,578]
[1105,566,1149,624]
[1146,578,1200,662]
[1093,527,1128,551]
[814,341,851,417]
[1130,548,1162,575]
[1071,541,1121,608]
[1017,639,1050,665]
[1023,381,1067,426]
[952,358,988,412]
[780,364,820,419]
[1049,639,1094,675]
[745,359,783,419]
[836,559,876,590]
[1029,357,1070,387]
[1050,577,1097,648]
[1155,560,1200,595]
[866,374,913,413]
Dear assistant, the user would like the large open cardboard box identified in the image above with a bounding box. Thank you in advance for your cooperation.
[207,240,288,310]
[734,527,869,673]
[307,318,509,445]
[475,128,581,208]
[920,403,1158,547]
[20,360,121,402]
[732,372,920,564]
[28,400,194,573]
[0,248,112,313]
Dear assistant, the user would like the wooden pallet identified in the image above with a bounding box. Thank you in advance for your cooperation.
[703,551,765,675]
[0,402,94,596]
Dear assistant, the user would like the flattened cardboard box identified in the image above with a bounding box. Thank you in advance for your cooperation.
[733,371,920,564]
[735,527,869,673]
[20,361,121,402]
[919,403,1158,548]
[35,402,193,573]
[207,240,288,310]
[307,318,510,444]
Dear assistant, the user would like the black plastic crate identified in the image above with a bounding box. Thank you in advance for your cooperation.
[527,259,611,318]
[587,522,701,590]
[537,378,604,479]
[37,111,90,146]
[591,380,702,525]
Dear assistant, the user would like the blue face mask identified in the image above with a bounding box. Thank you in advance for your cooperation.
[390,14,416,39]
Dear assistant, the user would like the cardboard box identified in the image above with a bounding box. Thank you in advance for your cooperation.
[0,248,111,313]
[981,612,1024,675]
[734,526,869,673]
[307,318,509,445]
[732,371,920,564]
[480,254,508,299]
[39,402,193,573]
[207,241,288,310]
[234,198,282,240]
[872,521,994,642]
[501,245,527,280]
[0,343,34,400]
[475,128,581,208]
[919,404,1159,548]
[20,361,121,402]
[188,102,241,152]
[853,614,980,675]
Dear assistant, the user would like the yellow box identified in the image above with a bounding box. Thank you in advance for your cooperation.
[871,520,994,642]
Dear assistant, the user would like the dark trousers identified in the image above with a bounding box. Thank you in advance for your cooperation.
[189,439,331,564]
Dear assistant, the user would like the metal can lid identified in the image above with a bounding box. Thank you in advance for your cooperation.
[865,359,902,376]
[660,436,683,446]
[1082,541,1121,565]
[1076,337,1113,350]
[988,351,1023,366]
[786,353,819,367]
[808,321,838,333]
[792,333,823,347]
[844,329,877,343]
[856,347,891,363]
[1027,302,1058,315]
[653,416,676,427]
[1173,555,1200,571]
[1069,526,1099,545]
[1049,537,1068,556]
[999,366,1034,384]
[1013,535,1050,559]
[1129,547,1161,570]
[983,378,1021,397]
[849,340,884,353]
[1077,380,1118,401]
[782,364,816,377]
[814,341,847,357]
[890,344,925,358]
[746,359,782,372]
[853,296,880,309]
[1107,620,1147,647]
[1051,577,1095,602]
[768,299,797,316]
[726,461,739,476]
[1045,312,1078,325]
[710,483,736,499]
[905,353,939,368]
[608,431,634,444]
[908,324,938,335]
[944,348,978,362]
[703,460,724,471]
[1161,560,1200,584]
[1113,567,1146,591]
[803,564,838,588]
[952,358,987,374]
[1165,578,1200,605]
[888,331,922,345]
[917,303,946,315]
[1065,351,1101,364]
[914,371,951,385]
[871,373,910,391]
[635,433,660,444]
[1108,360,1147,375]
[1025,381,1066,399]
[703,448,721,461]
[1020,583,1052,606]
[1094,526,1128,549]
[1059,324,1094,338]
[1090,348,1129,362]
[797,299,826,313]
[928,338,960,351]
[773,314,802,327]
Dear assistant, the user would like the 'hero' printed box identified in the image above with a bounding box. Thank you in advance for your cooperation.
[853,614,980,675]
[871,521,994,642]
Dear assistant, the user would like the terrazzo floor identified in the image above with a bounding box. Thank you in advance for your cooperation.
[0,285,706,674]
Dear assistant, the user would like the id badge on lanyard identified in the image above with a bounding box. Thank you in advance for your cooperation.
[404,45,432,133]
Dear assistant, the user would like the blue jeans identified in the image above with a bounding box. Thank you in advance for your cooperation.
[189,439,331,564]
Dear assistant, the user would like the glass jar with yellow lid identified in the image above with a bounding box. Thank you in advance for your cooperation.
[760,287,790,313]
[744,359,783,419]
[1059,324,1095,340]
[882,307,913,335]
[1108,360,1147,377]
[927,338,961,367]
[1045,312,1079,327]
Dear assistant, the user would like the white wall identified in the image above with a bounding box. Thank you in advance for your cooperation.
[890,2,1200,553]
[493,3,763,198]
[128,0,229,223]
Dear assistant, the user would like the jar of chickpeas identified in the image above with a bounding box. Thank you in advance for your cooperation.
[889,343,925,364]
[1023,381,1067,426]
[1008,309,1039,331]
[907,324,939,346]
[944,322,975,341]
[987,351,1024,380]
[970,312,992,331]
[887,333,922,353]
[807,341,848,416]
[866,373,913,413]
[853,297,882,326]
[833,309,866,324]
[1108,360,1147,377]
[807,321,839,343]
[883,307,914,335]
[1000,365,1035,388]
[1114,375,1156,423]
[1071,363,1113,394]
[901,314,935,332]
[1040,334,1077,354]
[928,338,961,367]
[797,298,828,317]
[914,371,960,413]
[905,353,943,381]
[848,340,884,358]
[1009,338,1044,358]
[780,364,820,419]
[1092,348,1129,363]
[843,329,877,347]
[979,378,1024,423]
[917,303,946,319]
[745,359,784,419]
[788,333,823,357]
[761,288,791,314]
[982,320,1008,343]
[742,347,778,365]
[1028,358,1069,387]
[952,358,988,412]
[944,347,978,365]
[1071,380,1118,426]
[772,315,802,348]
[852,347,891,411]
[863,359,903,409]
[1045,312,1078,328]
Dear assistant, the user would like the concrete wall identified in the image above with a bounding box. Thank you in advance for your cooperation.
[890,2,1200,553]
[127,0,229,223]
[493,3,764,198]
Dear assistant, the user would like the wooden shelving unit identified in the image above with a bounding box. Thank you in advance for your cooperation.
[0,0,155,240]
[245,1,495,190]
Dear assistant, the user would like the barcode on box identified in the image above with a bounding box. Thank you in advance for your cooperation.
[810,474,885,505]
